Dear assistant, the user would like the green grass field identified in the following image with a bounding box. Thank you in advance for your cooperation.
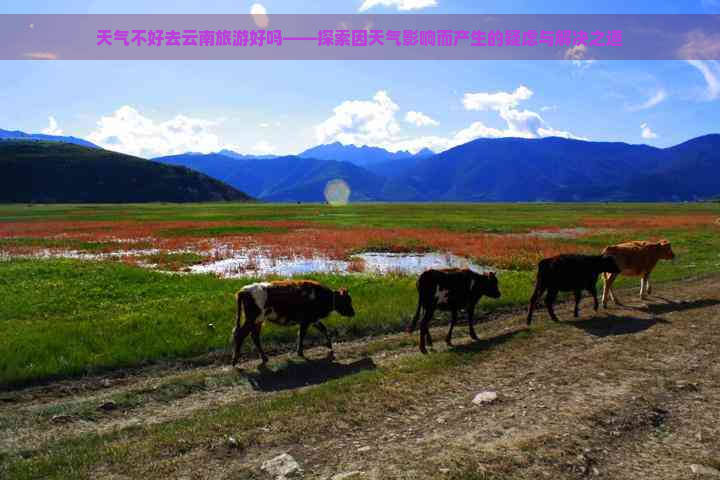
[1,202,718,388]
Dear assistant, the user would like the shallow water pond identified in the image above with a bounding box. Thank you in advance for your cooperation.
[189,250,490,278]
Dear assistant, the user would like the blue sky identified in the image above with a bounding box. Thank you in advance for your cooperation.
[2,0,720,157]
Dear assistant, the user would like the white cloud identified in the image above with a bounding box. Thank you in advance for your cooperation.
[250,3,269,28]
[87,105,223,157]
[540,105,558,112]
[315,87,583,154]
[564,44,596,69]
[251,140,276,155]
[359,0,437,11]
[405,111,439,127]
[259,122,271,128]
[640,123,658,139]
[42,116,63,136]
[250,3,266,15]
[628,88,668,111]
[315,90,401,146]
[687,60,720,100]
[463,85,533,111]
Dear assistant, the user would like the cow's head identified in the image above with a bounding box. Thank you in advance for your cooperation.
[599,255,621,274]
[657,240,675,260]
[333,288,355,317]
[477,271,501,299]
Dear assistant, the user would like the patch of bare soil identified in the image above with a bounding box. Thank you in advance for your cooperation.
[2,276,720,479]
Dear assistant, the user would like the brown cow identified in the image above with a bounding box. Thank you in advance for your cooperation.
[408,268,501,354]
[232,280,355,365]
[601,240,675,307]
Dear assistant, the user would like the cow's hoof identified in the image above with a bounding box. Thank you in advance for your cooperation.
[470,334,479,341]
[445,339,453,347]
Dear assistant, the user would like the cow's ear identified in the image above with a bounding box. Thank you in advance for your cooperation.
[338,288,348,296]
[659,239,670,245]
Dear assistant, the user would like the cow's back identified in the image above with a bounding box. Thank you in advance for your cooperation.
[602,241,660,276]
[536,254,603,291]
[241,280,330,326]
[417,268,474,309]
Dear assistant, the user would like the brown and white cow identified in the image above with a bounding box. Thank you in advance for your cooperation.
[232,280,355,365]
[407,268,501,354]
[601,240,675,307]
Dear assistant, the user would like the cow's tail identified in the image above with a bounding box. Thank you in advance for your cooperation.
[407,278,423,333]
[231,291,247,344]
[235,290,247,331]
[407,299,422,333]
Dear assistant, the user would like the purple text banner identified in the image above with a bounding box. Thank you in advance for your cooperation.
[1,14,719,60]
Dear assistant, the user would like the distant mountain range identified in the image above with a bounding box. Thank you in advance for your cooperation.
[0,128,99,149]
[299,142,433,178]
[155,135,720,202]
[0,141,251,203]
[3,125,719,203]
[155,153,385,202]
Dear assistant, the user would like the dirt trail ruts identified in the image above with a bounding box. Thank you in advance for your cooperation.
[2,276,720,479]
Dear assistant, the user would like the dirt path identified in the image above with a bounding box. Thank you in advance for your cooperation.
[2,276,720,479]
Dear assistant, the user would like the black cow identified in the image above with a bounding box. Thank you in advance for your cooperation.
[232,280,355,365]
[526,254,620,325]
[408,268,501,354]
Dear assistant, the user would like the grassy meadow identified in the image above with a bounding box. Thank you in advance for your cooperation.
[1,202,719,388]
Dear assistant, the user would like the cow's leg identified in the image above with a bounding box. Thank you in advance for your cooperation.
[589,283,599,312]
[573,289,582,318]
[467,301,479,341]
[250,323,269,364]
[601,273,610,308]
[603,273,620,306]
[645,274,652,295]
[527,283,545,325]
[445,309,458,346]
[313,321,333,351]
[639,277,646,300]
[419,305,434,354]
[297,320,310,358]
[232,320,253,366]
[545,289,559,322]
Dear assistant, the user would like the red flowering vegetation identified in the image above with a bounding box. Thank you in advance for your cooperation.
[212,227,588,270]
[580,215,719,230]
[0,219,595,270]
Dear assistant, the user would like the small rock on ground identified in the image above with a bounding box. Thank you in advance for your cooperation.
[332,472,364,480]
[472,391,498,405]
[261,453,301,479]
[690,464,720,477]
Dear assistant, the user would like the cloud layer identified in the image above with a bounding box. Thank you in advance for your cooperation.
[405,111,439,127]
[359,0,437,11]
[640,122,658,139]
[687,60,720,100]
[315,86,583,154]
[87,106,223,157]
[41,116,63,136]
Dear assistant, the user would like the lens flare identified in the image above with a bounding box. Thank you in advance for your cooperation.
[324,179,351,206]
